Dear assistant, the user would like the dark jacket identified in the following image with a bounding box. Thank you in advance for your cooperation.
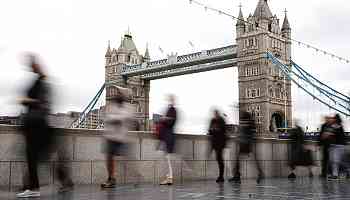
[319,123,346,146]
[208,116,227,149]
[23,76,50,129]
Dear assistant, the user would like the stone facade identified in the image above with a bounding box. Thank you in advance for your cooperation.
[236,0,292,136]
[105,33,150,131]
[0,125,322,187]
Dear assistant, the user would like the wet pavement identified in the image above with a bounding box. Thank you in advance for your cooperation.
[2,178,350,199]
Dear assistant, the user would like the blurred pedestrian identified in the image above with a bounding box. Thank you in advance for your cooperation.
[16,54,53,198]
[287,120,314,179]
[327,114,347,180]
[159,95,177,185]
[228,111,263,184]
[101,86,133,188]
[208,109,227,183]
[318,116,332,178]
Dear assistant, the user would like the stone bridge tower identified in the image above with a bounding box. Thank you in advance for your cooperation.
[236,0,292,136]
[104,32,150,131]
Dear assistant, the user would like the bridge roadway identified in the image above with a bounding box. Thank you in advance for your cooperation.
[2,178,350,199]
[119,45,237,80]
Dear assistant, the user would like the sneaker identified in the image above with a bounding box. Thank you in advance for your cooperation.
[228,176,241,183]
[101,178,116,188]
[16,189,40,198]
[288,173,296,179]
[159,177,173,185]
[216,177,224,183]
[328,176,338,181]
[58,183,74,193]
[256,174,264,184]
[309,172,314,178]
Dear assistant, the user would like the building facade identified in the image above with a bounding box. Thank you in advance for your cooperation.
[236,0,292,135]
[105,32,150,131]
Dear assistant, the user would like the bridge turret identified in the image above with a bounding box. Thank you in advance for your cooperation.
[236,6,245,38]
[281,11,291,37]
[143,43,150,63]
[105,41,112,65]
[281,10,291,62]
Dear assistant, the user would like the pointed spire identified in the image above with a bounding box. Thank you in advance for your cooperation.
[144,43,150,59]
[236,3,245,26]
[253,0,273,20]
[282,9,291,31]
[105,40,111,57]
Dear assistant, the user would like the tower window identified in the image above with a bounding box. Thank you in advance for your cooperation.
[251,89,256,98]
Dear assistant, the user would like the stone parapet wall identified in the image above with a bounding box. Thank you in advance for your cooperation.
[0,125,321,187]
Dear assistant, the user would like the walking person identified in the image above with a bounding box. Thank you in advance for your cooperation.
[318,116,332,178]
[208,109,227,183]
[159,95,177,185]
[101,86,133,188]
[17,54,54,198]
[327,114,347,180]
[287,121,314,179]
[228,111,263,184]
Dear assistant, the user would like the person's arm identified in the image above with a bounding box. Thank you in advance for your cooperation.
[208,119,214,135]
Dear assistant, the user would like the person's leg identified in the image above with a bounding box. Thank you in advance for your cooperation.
[288,164,297,179]
[160,153,173,185]
[215,148,224,182]
[106,154,115,179]
[252,145,263,177]
[26,139,39,190]
[330,146,342,179]
[101,141,116,188]
[229,148,242,182]
[252,145,263,183]
[166,154,173,178]
[321,147,329,177]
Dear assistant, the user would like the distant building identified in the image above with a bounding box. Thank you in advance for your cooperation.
[0,115,23,125]
[79,106,106,129]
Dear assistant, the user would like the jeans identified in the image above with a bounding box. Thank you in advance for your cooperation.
[329,145,345,176]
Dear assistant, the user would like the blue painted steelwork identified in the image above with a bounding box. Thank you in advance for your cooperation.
[266,52,350,117]
[70,84,105,128]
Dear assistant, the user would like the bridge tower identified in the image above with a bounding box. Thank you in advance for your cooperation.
[236,0,292,136]
[105,32,150,131]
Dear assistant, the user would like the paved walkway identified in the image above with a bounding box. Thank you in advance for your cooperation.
[2,178,350,199]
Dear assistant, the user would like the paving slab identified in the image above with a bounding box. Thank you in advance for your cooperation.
[1,178,350,200]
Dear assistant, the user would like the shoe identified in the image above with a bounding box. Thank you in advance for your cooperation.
[256,174,264,184]
[58,183,74,193]
[16,189,40,198]
[228,176,241,183]
[159,177,173,185]
[287,173,296,179]
[328,176,338,181]
[101,178,116,188]
[309,172,314,178]
[216,177,225,183]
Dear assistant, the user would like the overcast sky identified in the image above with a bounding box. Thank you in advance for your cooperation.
[0,0,349,133]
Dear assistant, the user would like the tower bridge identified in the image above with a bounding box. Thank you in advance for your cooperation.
[71,0,350,136]
[102,0,292,136]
